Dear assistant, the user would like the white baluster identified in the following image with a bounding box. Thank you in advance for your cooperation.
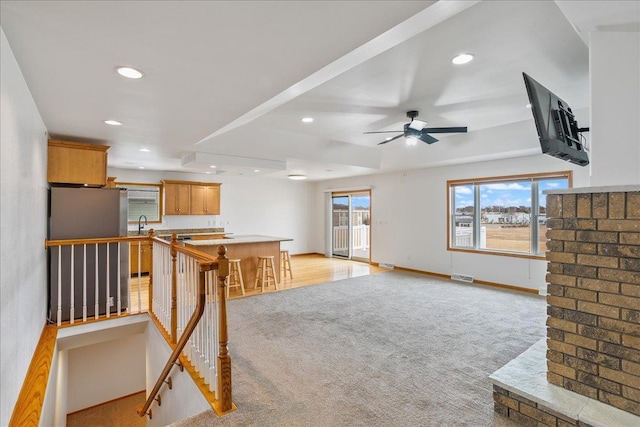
[117,242,121,315]
[94,243,99,319]
[57,247,62,326]
[106,243,110,318]
[83,245,87,322]
[70,245,75,324]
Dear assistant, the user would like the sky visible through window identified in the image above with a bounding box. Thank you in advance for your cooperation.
[454,178,567,211]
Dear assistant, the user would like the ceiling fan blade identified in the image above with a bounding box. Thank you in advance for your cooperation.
[423,126,468,134]
[364,130,404,134]
[419,133,439,144]
[408,119,427,131]
[377,134,404,145]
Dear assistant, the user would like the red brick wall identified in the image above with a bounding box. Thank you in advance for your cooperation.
[545,190,640,416]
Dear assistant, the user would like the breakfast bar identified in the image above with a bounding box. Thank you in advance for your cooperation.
[184,235,293,289]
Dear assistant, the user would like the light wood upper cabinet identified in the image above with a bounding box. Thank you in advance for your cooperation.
[163,182,191,215]
[162,180,221,216]
[47,139,109,186]
[191,184,220,215]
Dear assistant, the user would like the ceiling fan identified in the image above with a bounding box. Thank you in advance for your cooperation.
[364,110,468,145]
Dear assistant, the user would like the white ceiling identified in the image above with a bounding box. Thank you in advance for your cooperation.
[1,1,638,181]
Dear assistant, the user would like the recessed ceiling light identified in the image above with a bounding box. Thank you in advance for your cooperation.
[104,120,122,126]
[254,169,260,173]
[288,174,307,180]
[452,53,474,65]
[138,166,145,169]
[210,165,216,168]
[301,117,314,123]
[206,171,211,174]
[139,148,151,152]
[115,66,144,79]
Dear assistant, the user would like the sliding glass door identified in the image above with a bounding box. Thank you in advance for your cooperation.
[331,192,371,262]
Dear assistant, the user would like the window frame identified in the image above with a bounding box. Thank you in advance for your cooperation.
[446,171,573,259]
[116,182,164,224]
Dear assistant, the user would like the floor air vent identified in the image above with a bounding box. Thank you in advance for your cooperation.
[451,274,474,283]
[379,263,395,269]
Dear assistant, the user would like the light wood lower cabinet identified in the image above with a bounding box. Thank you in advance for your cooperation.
[130,241,151,275]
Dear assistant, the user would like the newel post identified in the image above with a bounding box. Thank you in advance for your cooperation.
[148,229,155,313]
[170,233,178,344]
[216,245,233,412]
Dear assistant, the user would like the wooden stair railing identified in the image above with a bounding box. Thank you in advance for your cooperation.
[137,258,212,419]
[138,243,233,419]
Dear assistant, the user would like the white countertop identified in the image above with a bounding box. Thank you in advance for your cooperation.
[184,235,292,246]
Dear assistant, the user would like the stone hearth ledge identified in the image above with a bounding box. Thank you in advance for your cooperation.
[489,339,640,427]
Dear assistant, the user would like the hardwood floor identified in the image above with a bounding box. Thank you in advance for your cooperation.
[229,253,388,299]
[128,254,388,310]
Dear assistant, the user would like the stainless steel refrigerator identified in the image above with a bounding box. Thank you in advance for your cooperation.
[48,187,129,322]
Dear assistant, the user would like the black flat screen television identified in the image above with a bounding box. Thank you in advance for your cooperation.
[523,72,589,166]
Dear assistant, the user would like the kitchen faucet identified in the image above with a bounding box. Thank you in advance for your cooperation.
[138,215,148,235]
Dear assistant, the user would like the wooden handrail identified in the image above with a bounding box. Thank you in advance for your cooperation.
[137,259,216,419]
[44,235,148,248]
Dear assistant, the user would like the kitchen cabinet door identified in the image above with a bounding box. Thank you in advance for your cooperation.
[164,183,191,215]
[130,241,151,275]
[191,185,220,215]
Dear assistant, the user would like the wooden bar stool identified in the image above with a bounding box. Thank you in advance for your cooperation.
[255,256,278,292]
[280,250,293,279]
[227,259,245,298]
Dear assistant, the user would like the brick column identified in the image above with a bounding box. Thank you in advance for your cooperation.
[545,190,640,416]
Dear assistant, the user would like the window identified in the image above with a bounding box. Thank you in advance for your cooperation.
[116,183,163,223]
[448,172,571,257]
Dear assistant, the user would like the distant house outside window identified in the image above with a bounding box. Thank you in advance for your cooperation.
[448,171,571,257]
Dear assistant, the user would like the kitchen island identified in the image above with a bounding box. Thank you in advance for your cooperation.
[184,235,293,289]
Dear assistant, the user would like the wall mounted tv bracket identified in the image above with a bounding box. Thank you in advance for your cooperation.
[552,101,589,150]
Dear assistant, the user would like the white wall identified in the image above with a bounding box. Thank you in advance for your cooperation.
[589,31,640,186]
[109,168,315,254]
[0,27,49,427]
[66,333,146,413]
[313,154,590,292]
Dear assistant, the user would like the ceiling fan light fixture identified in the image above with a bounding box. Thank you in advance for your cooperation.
[288,174,307,180]
[452,53,474,65]
[405,136,419,146]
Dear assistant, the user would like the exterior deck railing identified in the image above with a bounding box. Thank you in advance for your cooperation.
[332,225,370,252]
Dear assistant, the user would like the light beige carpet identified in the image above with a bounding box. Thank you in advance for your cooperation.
[170,271,545,426]
[67,391,146,427]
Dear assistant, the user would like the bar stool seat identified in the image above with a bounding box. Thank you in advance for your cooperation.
[280,250,293,280]
[255,256,278,292]
[227,259,245,298]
